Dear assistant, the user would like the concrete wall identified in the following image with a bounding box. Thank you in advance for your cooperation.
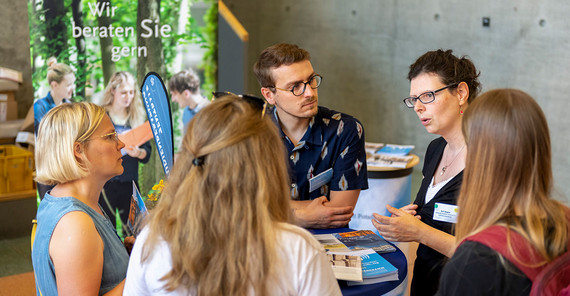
[224,0,570,205]
[1,1,568,204]
[0,0,34,118]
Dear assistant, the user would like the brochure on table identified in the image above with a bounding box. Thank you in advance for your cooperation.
[326,253,363,282]
[334,230,396,253]
[314,230,398,284]
[330,248,398,286]
[377,144,415,156]
[365,142,415,168]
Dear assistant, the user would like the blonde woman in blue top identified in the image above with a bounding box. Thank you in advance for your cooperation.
[32,102,130,295]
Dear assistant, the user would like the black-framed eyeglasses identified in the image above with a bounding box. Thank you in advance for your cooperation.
[212,91,268,118]
[83,131,119,143]
[271,74,323,96]
[403,83,460,108]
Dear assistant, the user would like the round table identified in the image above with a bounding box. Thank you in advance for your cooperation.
[310,227,408,296]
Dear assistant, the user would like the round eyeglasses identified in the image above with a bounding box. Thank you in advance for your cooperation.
[403,83,459,108]
[272,74,322,96]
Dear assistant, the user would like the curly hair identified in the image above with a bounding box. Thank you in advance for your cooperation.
[408,49,481,103]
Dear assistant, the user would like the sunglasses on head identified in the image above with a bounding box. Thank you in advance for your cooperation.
[212,91,268,118]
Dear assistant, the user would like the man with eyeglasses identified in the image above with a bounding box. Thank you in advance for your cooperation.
[254,43,368,229]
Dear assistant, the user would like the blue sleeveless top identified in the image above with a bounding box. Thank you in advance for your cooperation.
[32,192,129,295]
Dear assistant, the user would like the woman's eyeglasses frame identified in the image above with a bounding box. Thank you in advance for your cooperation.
[82,131,119,143]
[403,83,460,108]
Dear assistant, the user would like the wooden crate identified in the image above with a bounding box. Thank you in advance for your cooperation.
[0,145,35,195]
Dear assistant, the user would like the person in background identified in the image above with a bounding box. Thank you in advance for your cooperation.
[98,71,151,235]
[33,57,76,199]
[168,69,210,131]
[32,102,130,295]
[254,43,368,229]
[372,49,481,296]
[33,57,76,134]
[123,95,341,296]
[436,89,570,295]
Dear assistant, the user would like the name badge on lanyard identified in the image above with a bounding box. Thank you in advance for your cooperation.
[433,202,458,223]
[309,168,333,193]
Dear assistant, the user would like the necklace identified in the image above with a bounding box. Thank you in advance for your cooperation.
[441,145,465,176]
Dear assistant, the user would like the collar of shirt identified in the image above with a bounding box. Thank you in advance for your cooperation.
[45,92,55,105]
[270,106,324,150]
[192,98,209,113]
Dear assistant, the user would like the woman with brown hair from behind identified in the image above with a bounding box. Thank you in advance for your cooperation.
[436,89,570,295]
[123,94,341,295]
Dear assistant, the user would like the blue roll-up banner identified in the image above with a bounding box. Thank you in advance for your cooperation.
[141,72,174,177]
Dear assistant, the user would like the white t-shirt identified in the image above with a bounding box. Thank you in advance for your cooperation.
[123,223,342,296]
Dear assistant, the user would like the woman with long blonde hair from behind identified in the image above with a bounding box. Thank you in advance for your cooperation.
[123,95,341,296]
[436,89,570,295]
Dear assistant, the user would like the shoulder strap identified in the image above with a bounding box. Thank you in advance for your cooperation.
[463,209,570,296]
[531,250,570,295]
[461,225,545,281]
[531,208,570,295]
[31,219,43,296]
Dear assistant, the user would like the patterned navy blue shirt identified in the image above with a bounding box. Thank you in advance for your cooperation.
[271,106,369,200]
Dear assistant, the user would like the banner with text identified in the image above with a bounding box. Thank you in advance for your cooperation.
[141,72,174,177]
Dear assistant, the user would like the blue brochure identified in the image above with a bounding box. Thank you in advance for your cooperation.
[377,144,414,156]
[359,249,397,279]
[127,181,148,237]
[141,72,174,177]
